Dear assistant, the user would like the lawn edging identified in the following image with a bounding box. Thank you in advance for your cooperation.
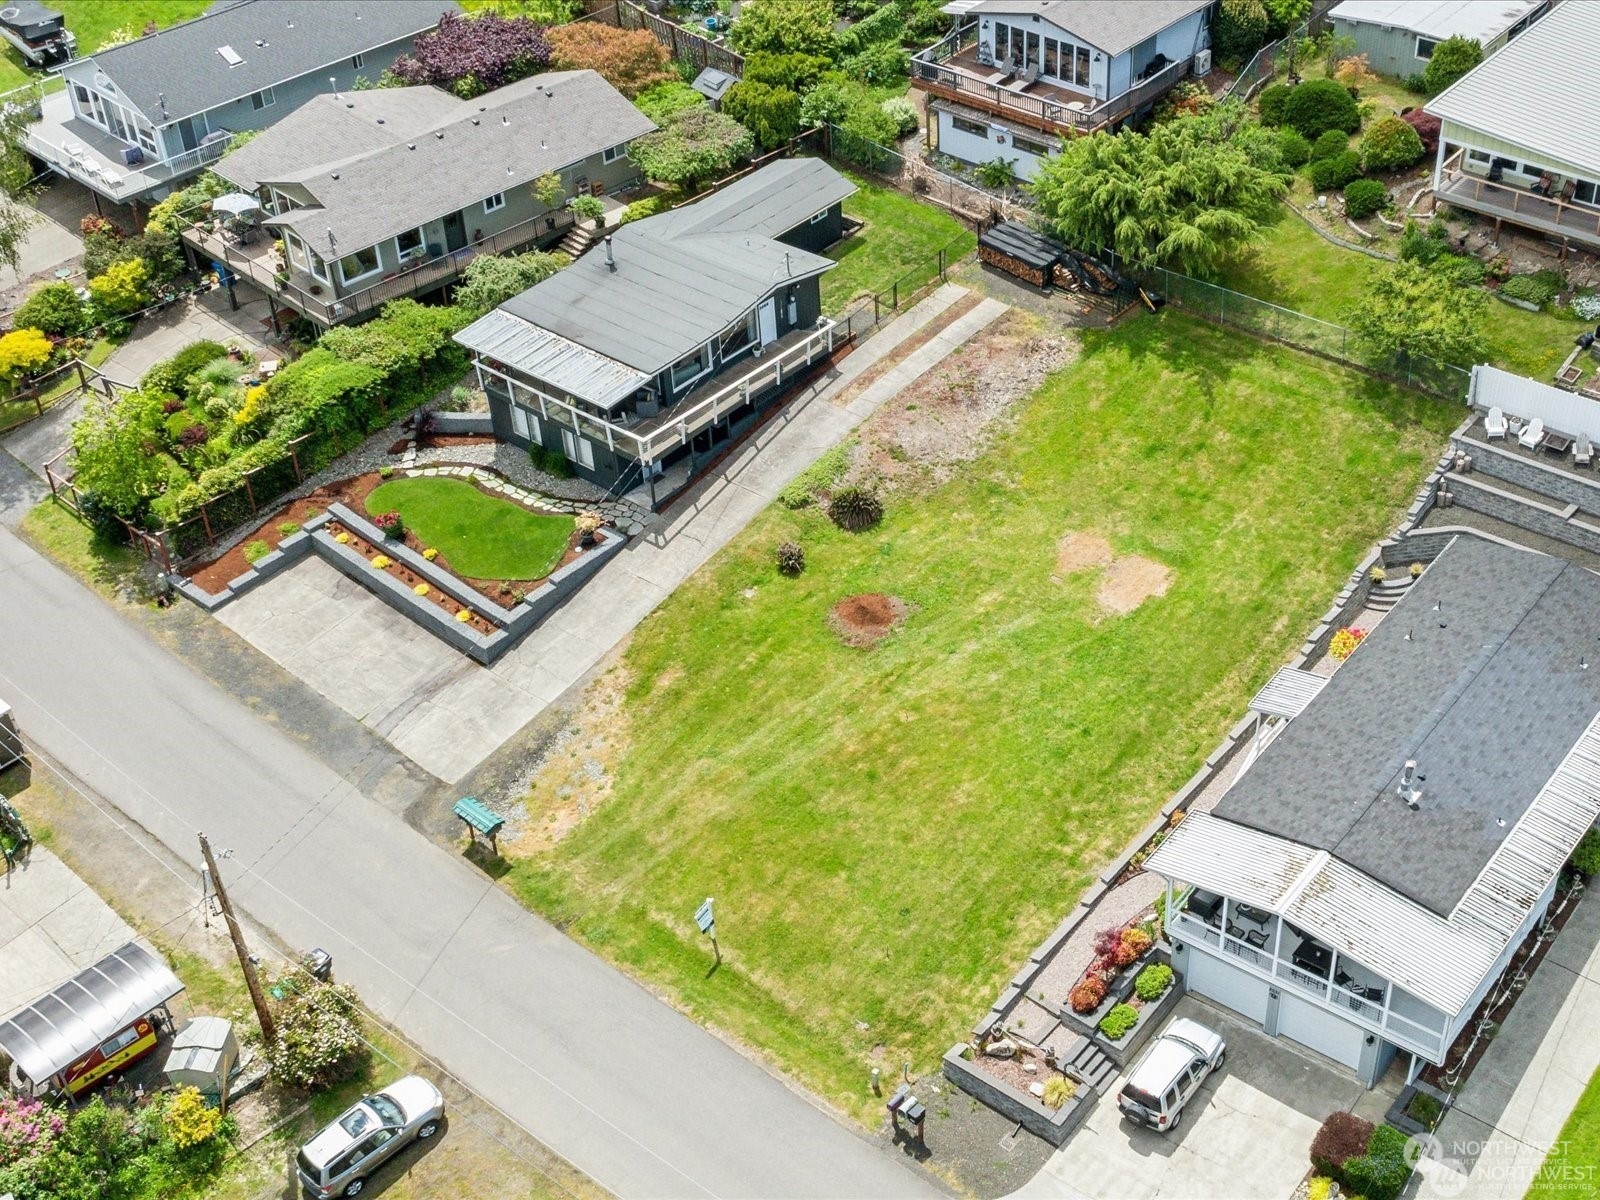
[169,503,626,664]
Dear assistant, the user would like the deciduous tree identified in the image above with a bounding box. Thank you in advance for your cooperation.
[1030,106,1287,276]
[1421,35,1482,96]
[0,327,53,391]
[391,11,552,99]
[1345,260,1487,364]
[628,106,754,191]
[726,0,836,59]
[547,22,673,97]
[454,251,566,316]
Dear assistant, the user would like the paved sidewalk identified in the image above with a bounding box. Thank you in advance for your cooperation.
[0,847,137,1017]
[1417,893,1600,1199]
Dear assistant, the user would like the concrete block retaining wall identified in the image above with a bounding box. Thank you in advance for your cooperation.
[171,499,626,664]
[1454,434,1600,513]
[428,412,494,435]
[1447,476,1600,556]
[942,1045,1092,1146]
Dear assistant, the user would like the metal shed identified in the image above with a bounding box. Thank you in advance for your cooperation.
[0,941,183,1091]
[163,1016,239,1096]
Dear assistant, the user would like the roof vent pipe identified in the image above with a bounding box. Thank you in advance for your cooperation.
[603,235,615,271]
[1398,760,1417,793]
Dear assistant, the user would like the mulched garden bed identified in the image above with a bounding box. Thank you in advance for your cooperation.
[185,468,588,606]
[324,519,498,636]
[829,593,908,648]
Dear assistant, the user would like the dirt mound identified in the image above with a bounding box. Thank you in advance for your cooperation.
[829,593,908,648]
[1097,555,1172,614]
[1055,531,1113,578]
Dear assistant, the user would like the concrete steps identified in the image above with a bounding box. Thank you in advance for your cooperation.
[1368,576,1416,612]
[1061,1034,1120,1096]
[557,222,599,258]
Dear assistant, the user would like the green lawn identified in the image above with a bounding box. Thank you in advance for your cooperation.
[19,497,150,602]
[1217,209,1584,380]
[1526,1063,1600,1198]
[0,2,210,93]
[504,312,1457,1122]
[366,477,573,580]
[822,171,976,312]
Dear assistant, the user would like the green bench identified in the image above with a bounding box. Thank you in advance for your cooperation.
[452,796,505,854]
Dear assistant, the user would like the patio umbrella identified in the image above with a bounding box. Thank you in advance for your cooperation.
[211,193,260,216]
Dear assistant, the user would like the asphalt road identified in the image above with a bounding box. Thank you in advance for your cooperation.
[0,525,939,1200]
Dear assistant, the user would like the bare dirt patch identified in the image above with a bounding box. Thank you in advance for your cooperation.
[1054,531,1114,578]
[501,665,634,857]
[829,593,908,648]
[850,310,1078,491]
[1097,555,1172,615]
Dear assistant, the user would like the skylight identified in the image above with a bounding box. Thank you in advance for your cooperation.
[218,45,243,66]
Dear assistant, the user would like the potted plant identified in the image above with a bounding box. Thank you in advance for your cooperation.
[575,512,603,547]
[570,194,606,230]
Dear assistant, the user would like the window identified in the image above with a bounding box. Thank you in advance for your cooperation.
[99,1026,141,1057]
[251,87,275,110]
[1416,37,1437,60]
[1012,134,1050,156]
[338,246,380,283]
[951,115,988,137]
[482,192,506,213]
[561,427,595,469]
[1043,38,1059,78]
[350,52,365,69]
[1076,45,1090,86]
[670,345,709,390]
[1467,148,1492,165]
[602,145,625,164]
[719,309,757,360]
[809,209,827,224]
[395,226,426,261]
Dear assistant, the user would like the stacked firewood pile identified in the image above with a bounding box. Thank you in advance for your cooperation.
[979,242,1048,286]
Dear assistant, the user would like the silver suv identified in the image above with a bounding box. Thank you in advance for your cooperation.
[1116,1017,1225,1133]
[297,1075,445,1197]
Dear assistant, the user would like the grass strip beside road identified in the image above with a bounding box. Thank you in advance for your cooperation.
[505,312,1458,1123]
[1525,1061,1600,1198]
[367,476,574,580]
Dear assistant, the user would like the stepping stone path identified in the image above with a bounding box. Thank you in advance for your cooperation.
[404,463,651,537]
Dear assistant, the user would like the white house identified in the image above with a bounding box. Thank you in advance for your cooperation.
[1149,536,1600,1086]
[1328,0,1550,79]
[911,0,1214,179]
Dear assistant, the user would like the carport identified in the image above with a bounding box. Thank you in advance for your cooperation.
[0,940,183,1095]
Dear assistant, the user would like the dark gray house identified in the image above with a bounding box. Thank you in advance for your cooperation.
[193,70,654,327]
[30,0,456,206]
[456,158,856,504]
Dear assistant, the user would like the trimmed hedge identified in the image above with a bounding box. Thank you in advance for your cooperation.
[1310,129,1350,163]
[1311,1111,1375,1179]
[1277,128,1312,167]
[1284,79,1361,140]
[1360,115,1425,172]
[1343,179,1388,219]
[1308,151,1362,191]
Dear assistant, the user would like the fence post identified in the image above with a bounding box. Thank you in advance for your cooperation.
[939,247,945,279]
[892,281,898,311]
[198,501,214,547]
[242,473,256,514]
[873,293,880,324]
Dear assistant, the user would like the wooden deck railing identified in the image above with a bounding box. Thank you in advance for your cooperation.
[1436,158,1600,246]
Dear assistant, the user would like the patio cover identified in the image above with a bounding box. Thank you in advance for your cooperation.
[0,942,182,1085]
[1247,666,1328,721]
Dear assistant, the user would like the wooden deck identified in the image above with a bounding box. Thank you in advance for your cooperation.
[1436,169,1600,251]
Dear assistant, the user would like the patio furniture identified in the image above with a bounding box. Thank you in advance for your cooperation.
[1236,903,1272,925]
[1292,940,1332,977]
[1577,433,1594,467]
[1542,429,1572,455]
[259,359,280,378]
[1484,407,1507,439]
[1518,418,1545,449]
[1187,891,1222,925]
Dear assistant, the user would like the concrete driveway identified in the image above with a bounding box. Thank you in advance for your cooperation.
[0,847,137,1016]
[1016,997,1371,1200]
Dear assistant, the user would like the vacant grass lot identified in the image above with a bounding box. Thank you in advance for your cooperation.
[506,313,1458,1121]
[1218,209,1583,380]
[1526,1063,1600,1199]
[367,477,573,580]
[0,2,209,93]
[822,171,976,313]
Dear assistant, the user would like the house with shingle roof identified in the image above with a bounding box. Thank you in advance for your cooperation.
[185,70,654,328]
[1147,536,1600,1086]
[28,0,456,206]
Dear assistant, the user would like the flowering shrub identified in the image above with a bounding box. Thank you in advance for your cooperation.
[1330,626,1368,661]
[1572,293,1600,321]
[1068,977,1106,1013]
[414,583,430,597]
[372,511,404,540]
[0,1095,63,1165]
[163,1086,223,1150]
[334,532,351,544]
[271,982,369,1090]
[456,608,474,623]
[1121,927,1153,958]
[423,547,439,560]
[371,554,392,570]
[391,11,552,99]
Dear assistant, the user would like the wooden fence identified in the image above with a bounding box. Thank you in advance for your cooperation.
[608,0,743,76]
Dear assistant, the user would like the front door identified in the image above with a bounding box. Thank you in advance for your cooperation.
[757,296,778,346]
[443,210,468,252]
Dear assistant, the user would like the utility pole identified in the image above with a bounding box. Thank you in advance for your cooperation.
[198,832,276,1047]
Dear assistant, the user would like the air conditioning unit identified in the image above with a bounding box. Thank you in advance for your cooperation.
[1194,48,1213,76]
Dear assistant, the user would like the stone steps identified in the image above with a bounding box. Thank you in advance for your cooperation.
[1061,1034,1120,1095]
[1368,576,1415,612]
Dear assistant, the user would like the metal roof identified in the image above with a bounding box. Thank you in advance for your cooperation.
[1212,537,1600,917]
[948,1,1212,56]
[493,161,846,376]
[228,71,655,256]
[1248,667,1329,721]
[0,942,183,1084]
[74,0,457,126]
[1329,0,1547,44]
[691,67,737,102]
[455,309,649,409]
[1425,0,1600,178]
[661,158,857,239]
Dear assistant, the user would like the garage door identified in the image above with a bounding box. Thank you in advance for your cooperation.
[1184,947,1271,1024]
[1278,991,1365,1069]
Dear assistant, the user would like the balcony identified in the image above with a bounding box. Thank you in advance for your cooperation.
[24,87,229,203]
[912,23,1192,137]
[182,209,572,327]
[1436,150,1600,252]
[1173,899,1451,1061]
[478,320,842,467]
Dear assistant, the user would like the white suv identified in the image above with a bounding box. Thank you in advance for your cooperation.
[296,1075,445,1197]
[1116,1018,1225,1133]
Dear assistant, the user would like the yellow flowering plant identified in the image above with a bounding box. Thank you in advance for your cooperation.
[371,554,391,570]
[456,608,473,623]
[414,584,429,596]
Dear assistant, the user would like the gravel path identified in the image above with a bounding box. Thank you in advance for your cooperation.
[1028,876,1164,1009]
